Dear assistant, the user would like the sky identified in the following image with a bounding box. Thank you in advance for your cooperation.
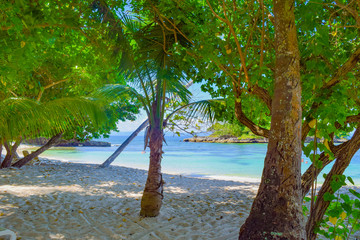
[116,82,211,133]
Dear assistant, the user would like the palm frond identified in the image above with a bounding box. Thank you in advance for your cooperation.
[0,98,41,139]
[164,77,192,104]
[43,97,107,131]
[165,99,225,124]
[0,96,107,141]
[91,84,149,116]
[119,13,142,35]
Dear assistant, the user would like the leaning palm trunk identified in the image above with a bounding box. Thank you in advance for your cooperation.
[140,125,164,217]
[12,132,63,168]
[99,119,149,168]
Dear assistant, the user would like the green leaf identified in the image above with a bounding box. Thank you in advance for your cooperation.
[347,176,355,185]
[340,202,352,213]
[349,189,360,199]
[340,194,351,203]
[324,192,336,202]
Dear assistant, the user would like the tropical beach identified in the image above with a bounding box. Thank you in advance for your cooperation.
[2,0,360,239]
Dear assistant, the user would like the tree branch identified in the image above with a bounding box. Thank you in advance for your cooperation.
[234,99,270,138]
[37,78,69,101]
[302,46,360,139]
[323,46,360,90]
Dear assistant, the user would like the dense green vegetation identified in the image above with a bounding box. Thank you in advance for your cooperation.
[208,123,264,140]
[0,0,140,167]
[1,0,360,239]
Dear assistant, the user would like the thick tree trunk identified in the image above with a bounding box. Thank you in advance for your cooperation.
[0,140,21,168]
[12,133,63,168]
[239,0,305,239]
[140,125,164,217]
[99,119,149,168]
[306,127,360,240]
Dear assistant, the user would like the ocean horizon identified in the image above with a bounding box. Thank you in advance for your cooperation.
[37,131,360,185]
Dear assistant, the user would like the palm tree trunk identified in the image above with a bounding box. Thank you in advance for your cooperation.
[140,125,164,217]
[306,127,360,240]
[0,140,21,168]
[12,133,63,168]
[99,119,149,168]
[239,0,305,238]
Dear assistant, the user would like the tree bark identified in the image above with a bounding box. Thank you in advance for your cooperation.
[239,0,305,238]
[99,119,149,168]
[12,133,63,168]
[306,126,360,240]
[140,124,164,217]
[0,140,21,168]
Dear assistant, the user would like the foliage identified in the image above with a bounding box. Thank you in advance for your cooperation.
[0,96,107,141]
[0,0,139,143]
[208,122,263,139]
[315,176,360,240]
[141,0,360,236]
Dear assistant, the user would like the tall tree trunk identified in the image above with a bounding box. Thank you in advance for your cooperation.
[99,119,149,168]
[239,0,305,239]
[140,125,164,217]
[306,126,360,240]
[0,140,22,168]
[12,133,63,168]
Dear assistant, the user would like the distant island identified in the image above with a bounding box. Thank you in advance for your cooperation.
[184,135,268,143]
[24,138,111,147]
[184,135,348,144]
[187,123,349,144]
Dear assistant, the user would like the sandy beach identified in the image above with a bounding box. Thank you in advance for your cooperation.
[0,159,260,240]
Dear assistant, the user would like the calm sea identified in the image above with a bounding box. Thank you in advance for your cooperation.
[38,132,360,184]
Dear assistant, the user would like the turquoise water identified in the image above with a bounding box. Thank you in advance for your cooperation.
[38,133,360,184]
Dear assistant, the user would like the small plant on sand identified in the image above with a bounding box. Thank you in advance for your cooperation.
[313,175,360,240]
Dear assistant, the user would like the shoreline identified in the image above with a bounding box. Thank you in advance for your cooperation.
[15,145,264,183]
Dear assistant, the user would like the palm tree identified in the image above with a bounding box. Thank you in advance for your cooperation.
[89,8,219,216]
[92,11,191,216]
[95,82,218,218]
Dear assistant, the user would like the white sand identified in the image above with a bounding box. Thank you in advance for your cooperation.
[0,160,260,240]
